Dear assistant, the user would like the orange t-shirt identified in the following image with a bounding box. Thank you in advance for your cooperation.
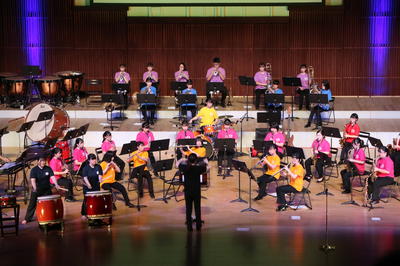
[265,155,281,179]
[130,151,149,171]
[289,164,305,192]
[100,161,116,186]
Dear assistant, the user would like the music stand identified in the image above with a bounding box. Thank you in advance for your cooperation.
[153,158,175,203]
[232,159,259,213]
[177,139,196,147]
[102,94,125,129]
[368,136,383,158]
[309,94,328,105]
[62,129,77,142]
[75,123,90,139]
[16,121,34,150]
[285,146,306,160]
[112,83,130,110]
[215,138,236,178]
[137,94,157,122]
[120,142,137,156]
[206,82,225,105]
[257,112,281,126]
[238,76,256,121]
[322,127,342,147]
[177,94,197,120]
[265,94,285,109]
[253,140,273,157]
[44,138,58,150]
[171,81,188,94]
[283,77,301,121]
[230,159,248,204]
[0,127,9,156]
[22,65,41,77]
[150,139,170,161]
[36,111,54,140]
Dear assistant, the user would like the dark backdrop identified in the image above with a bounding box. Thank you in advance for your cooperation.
[0,0,399,96]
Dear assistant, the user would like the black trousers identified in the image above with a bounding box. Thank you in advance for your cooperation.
[276,185,298,205]
[340,166,360,191]
[81,185,100,216]
[181,105,197,119]
[113,156,126,180]
[141,105,156,122]
[24,189,52,222]
[57,177,74,199]
[297,88,310,109]
[185,192,201,226]
[307,105,325,126]
[101,182,131,205]
[367,177,395,201]
[340,142,353,161]
[305,157,329,179]
[390,150,400,177]
[254,89,266,109]
[131,167,154,195]
[218,149,235,169]
[256,174,276,197]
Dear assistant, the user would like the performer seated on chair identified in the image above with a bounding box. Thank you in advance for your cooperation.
[266,80,283,112]
[253,62,272,110]
[49,148,76,202]
[264,123,285,158]
[217,119,238,176]
[340,113,360,163]
[254,144,281,201]
[189,98,218,131]
[115,63,131,84]
[143,62,158,83]
[176,137,209,170]
[304,130,331,183]
[181,80,197,119]
[390,133,400,177]
[140,78,157,125]
[72,137,88,175]
[367,146,395,205]
[136,122,157,176]
[81,153,102,217]
[296,64,311,110]
[340,138,365,194]
[276,153,305,212]
[127,142,155,199]
[101,131,125,181]
[179,153,207,231]
[100,151,134,209]
[176,121,195,160]
[305,80,333,129]
[175,62,190,82]
[55,127,71,161]
[22,157,62,224]
[206,57,227,107]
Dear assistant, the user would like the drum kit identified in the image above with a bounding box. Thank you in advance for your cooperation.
[0,70,84,108]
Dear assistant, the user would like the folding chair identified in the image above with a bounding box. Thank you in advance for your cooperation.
[324,147,339,179]
[288,177,312,210]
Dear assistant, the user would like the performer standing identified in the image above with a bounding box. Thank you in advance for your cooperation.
[340,138,366,194]
[140,78,157,125]
[142,62,159,83]
[136,122,157,175]
[72,138,88,174]
[22,157,62,224]
[81,154,102,216]
[49,148,76,202]
[189,99,218,130]
[175,62,190,82]
[266,80,283,112]
[206,57,227,107]
[304,130,331,182]
[181,80,197,119]
[128,142,155,198]
[264,123,285,158]
[176,121,195,160]
[114,64,131,84]
[100,151,134,209]
[253,144,281,201]
[305,80,332,129]
[339,113,360,162]
[216,119,238,176]
[296,64,311,110]
[276,153,305,211]
[179,153,207,231]
[253,62,272,110]
[101,131,126,181]
[367,146,395,205]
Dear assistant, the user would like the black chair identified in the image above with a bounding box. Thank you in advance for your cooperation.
[324,147,340,179]
[288,177,312,210]
[0,203,20,237]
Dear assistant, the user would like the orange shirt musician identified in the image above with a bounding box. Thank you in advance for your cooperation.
[175,120,195,160]
[340,113,360,162]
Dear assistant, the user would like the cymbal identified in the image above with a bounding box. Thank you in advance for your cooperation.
[218,115,234,119]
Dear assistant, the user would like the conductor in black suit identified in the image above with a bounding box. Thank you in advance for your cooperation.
[179,153,207,232]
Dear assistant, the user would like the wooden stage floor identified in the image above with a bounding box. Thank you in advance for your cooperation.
[1,151,400,266]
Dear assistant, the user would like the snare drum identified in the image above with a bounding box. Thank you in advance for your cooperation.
[85,191,112,219]
[180,172,208,187]
[35,76,61,97]
[36,194,64,225]
[5,76,29,97]
[0,194,17,206]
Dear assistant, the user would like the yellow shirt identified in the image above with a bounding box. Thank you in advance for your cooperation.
[184,147,206,158]
[100,161,116,186]
[198,107,218,126]
[265,155,281,179]
[130,151,149,170]
[289,164,305,192]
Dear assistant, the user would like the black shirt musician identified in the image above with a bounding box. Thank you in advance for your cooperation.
[22,157,61,224]
[81,153,103,216]
[179,153,207,232]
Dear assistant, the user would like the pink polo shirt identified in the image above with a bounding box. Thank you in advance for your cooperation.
[143,71,158,82]
[311,139,331,158]
[73,147,88,171]
[297,72,310,89]
[176,130,195,140]
[174,70,189,82]
[206,67,226,83]
[264,132,285,153]
[254,71,271,90]
[49,157,63,183]
[217,128,238,140]
[352,148,366,174]
[136,131,155,151]
[376,157,394,178]
[101,140,116,153]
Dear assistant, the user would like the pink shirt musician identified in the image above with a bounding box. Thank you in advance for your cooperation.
[174,63,190,82]
[264,124,285,155]
[72,138,88,172]
[205,57,228,106]
[216,119,237,176]
[340,138,366,193]
[136,122,155,151]
[296,64,310,110]
[176,123,195,140]
[254,63,272,90]
[305,130,331,182]
[142,62,159,83]
[49,148,75,201]
[114,64,131,84]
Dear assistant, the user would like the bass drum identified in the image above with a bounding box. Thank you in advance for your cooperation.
[193,132,214,159]
[25,103,70,142]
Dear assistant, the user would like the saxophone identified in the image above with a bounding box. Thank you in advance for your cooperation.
[363,157,377,206]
